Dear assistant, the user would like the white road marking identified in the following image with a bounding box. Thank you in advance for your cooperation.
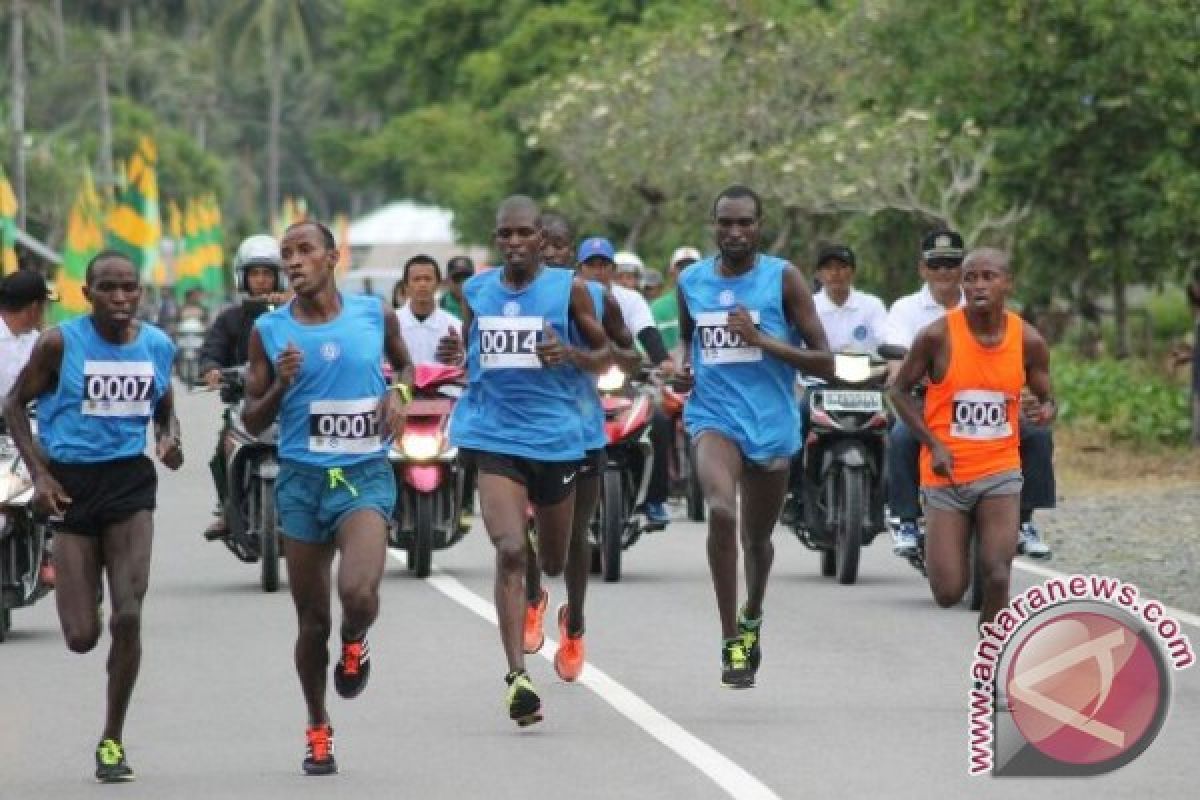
[1014,559,1200,629]
[387,550,780,800]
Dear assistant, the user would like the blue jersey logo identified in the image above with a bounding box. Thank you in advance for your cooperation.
[853,324,869,341]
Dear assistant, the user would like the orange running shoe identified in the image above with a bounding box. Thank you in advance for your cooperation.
[553,603,585,682]
[302,724,337,776]
[523,588,548,654]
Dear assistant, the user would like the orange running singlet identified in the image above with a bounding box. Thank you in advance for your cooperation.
[920,308,1024,487]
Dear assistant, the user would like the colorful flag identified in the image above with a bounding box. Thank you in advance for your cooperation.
[201,195,226,298]
[1,170,18,275]
[105,136,163,285]
[53,168,105,322]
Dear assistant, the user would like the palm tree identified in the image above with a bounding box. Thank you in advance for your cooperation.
[219,0,330,228]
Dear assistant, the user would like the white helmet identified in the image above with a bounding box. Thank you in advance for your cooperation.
[233,234,283,293]
[613,250,644,277]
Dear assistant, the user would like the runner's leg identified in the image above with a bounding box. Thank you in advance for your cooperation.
[564,471,601,634]
[924,506,972,607]
[98,511,154,742]
[974,493,1020,626]
[284,539,336,725]
[53,532,104,654]
[738,469,789,621]
[334,509,389,641]
[479,472,533,672]
[533,489,575,578]
[694,433,746,640]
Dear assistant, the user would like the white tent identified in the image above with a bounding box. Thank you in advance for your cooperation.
[347,201,457,246]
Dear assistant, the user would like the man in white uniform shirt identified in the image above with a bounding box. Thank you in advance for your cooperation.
[395,255,461,364]
[883,230,1053,560]
[812,244,887,353]
[0,270,53,400]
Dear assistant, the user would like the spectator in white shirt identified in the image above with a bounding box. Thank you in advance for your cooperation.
[395,255,461,365]
[812,244,888,354]
[0,269,53,402]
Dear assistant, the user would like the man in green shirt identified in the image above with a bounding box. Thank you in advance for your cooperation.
[652,245,701,359]
[439,256,474,318]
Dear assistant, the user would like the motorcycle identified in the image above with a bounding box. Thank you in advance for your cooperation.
[214,367,283,592]
[661,382,704,522]
[0,429,52,642]
[388,364,466,578]
[176,316,206,390]
[591,365,663,583]
[787,354,890,585]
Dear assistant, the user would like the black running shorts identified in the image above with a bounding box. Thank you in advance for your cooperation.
[460,449,581,506]
[47,455,157,535]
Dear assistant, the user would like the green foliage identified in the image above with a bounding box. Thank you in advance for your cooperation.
[1145,288,1194,341]
[1055,353,1193,446]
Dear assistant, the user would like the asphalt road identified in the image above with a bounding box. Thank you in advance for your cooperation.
[1,386,1196,799]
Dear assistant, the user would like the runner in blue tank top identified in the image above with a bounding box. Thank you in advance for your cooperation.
[435,197,611,726]
[3,251,183,783]
[519,215,643,684]
[677,186,834,689]
[242,220,414,776]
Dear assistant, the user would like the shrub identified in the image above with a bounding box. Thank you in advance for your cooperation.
[1054,352,1193,446]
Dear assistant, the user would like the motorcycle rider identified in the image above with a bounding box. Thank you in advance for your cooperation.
[396,254,461,364]
[883,230,1054,560]
[653,246,703,364]
[198,234,287,542]
[577,239,676,525]
[0,269,53,403]
[888,248,1055,624]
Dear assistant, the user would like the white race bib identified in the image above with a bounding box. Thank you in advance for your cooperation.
[695,311,762,365]
[951,389,1011,440]
[478,316,543,369]
[82,360,155,417]
[308,398,381,454]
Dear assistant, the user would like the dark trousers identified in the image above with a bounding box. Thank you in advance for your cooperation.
[209,407,232,509]
[646,409,672,504]
[886,419,1056,519]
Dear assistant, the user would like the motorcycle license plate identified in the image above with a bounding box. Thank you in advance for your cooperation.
[821,390,883,413]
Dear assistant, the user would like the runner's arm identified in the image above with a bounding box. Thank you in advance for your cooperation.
[1023,322,1056,425]
[678,284,694,370]
[601,290,644,374]
[241,328,287,436]
[566,278,612,373]
[153,384,184,469]
[728,265,834,379]
[1,328,63,481]
[888,322,944,453]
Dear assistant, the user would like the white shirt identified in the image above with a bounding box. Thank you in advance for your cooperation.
[612,285,655,337]
[883,284,964,350]
[814,288,888,354]
[396,304,460,365]
[0,317,39,401]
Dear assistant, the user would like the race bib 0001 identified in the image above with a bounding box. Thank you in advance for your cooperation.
[951,389,1011,440]
[82,360,155,417]
[478,316,543,369]
[695,311,762,365]
[308,398,381,454]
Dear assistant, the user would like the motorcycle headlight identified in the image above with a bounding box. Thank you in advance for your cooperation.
[597,366,627,392]
[400,433,442,460]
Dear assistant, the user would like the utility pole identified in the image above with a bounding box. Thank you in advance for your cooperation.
[11,0,27,228]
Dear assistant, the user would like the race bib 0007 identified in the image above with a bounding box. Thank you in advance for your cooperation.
[82,360,155,417]
[478,316,543,369]
[308,398,381,454]
[695,311,762,365]
[951,389,1011,440]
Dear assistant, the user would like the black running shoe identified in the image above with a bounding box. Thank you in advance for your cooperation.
[303,724,337,776]
[95,738,135,783]
[334,636,371,699]
[505,670,543,727]
[738,610,763,675]
[721,639,755,689]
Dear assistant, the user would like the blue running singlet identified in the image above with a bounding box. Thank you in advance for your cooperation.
[679,254,800,462]
[568,280,608,452]
[38,317,175,464]
[449,266,584,461]
[255,292,389,468]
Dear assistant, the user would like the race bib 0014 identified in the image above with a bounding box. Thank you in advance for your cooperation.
[478,316,543,369]
[82,360,155,417]
[308,398,381,454]
[695,311,762,365]
[951,389,1011,440]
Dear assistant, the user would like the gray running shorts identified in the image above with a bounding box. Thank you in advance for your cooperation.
[921,469,1023,513]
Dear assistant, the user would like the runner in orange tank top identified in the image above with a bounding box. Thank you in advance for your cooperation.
[889,248,1055,627]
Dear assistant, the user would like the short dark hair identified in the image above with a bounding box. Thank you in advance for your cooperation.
[403,254,441,283]
[712,185,763,219]
[85,249,136,285]
[539,210,573,239]
[496,194,541,225]
[285,219,336,251]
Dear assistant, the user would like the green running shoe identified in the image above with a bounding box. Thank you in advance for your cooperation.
[505,670,543,727]
[95,738,134,783]
[721,638,754,689]
[738,609,763,675]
